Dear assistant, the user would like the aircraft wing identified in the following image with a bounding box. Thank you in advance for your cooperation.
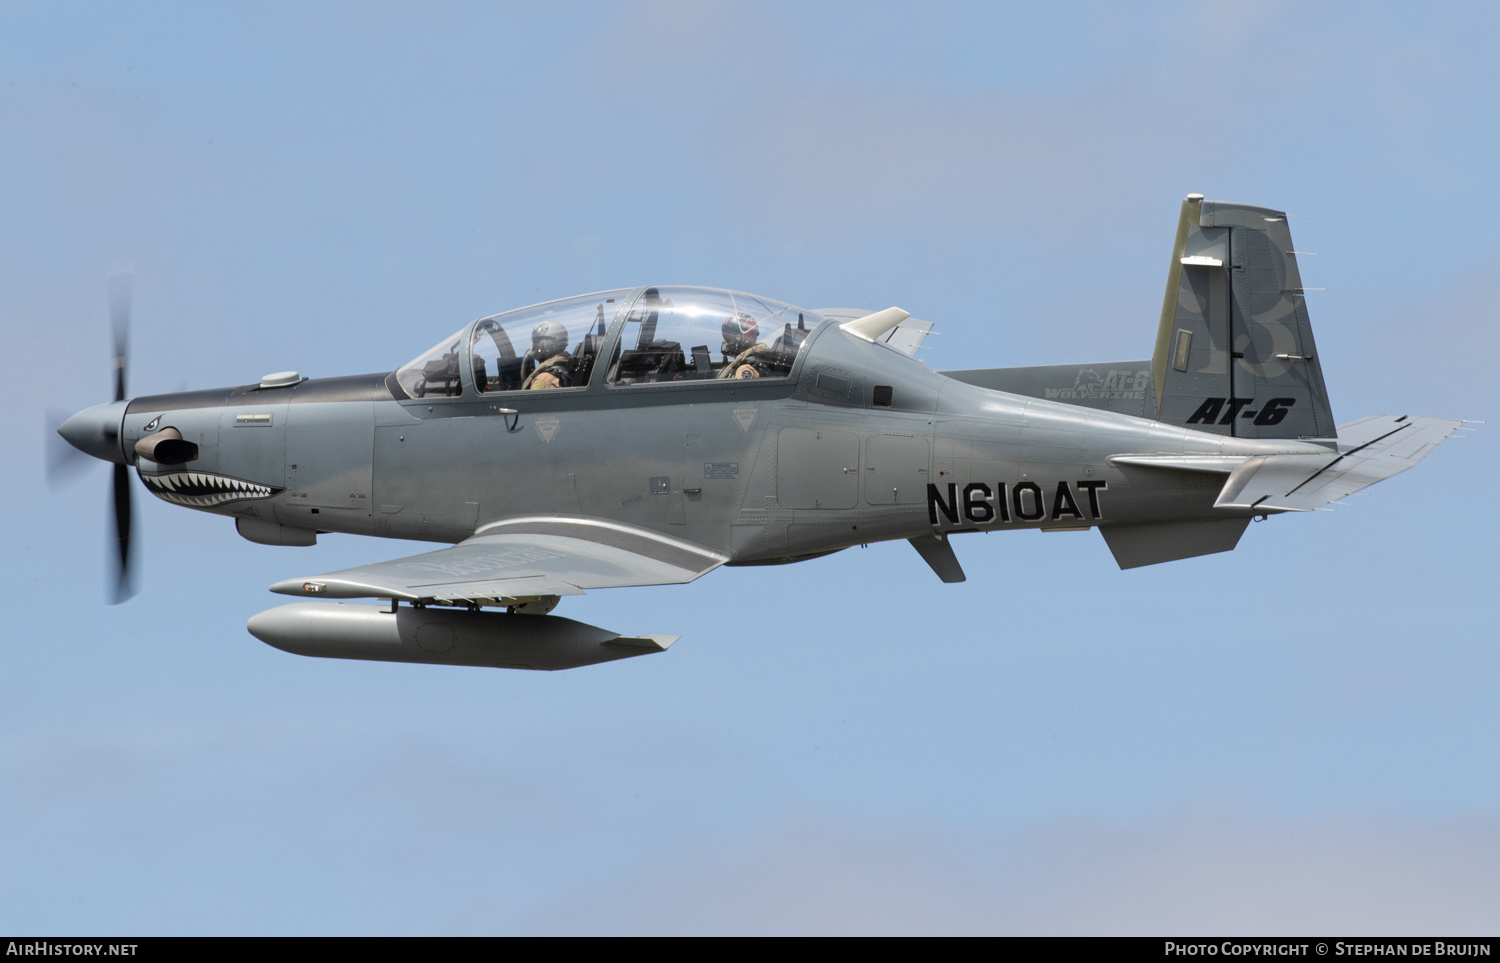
[269,517,727,605]
[1214,414,1465,512]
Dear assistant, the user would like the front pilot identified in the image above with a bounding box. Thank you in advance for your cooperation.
[521,320,573,389]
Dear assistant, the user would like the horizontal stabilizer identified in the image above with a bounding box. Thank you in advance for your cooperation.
[1214,415,1463,512]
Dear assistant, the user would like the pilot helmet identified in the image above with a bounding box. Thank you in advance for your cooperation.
[722,312,760,354]
[531,319,569,358]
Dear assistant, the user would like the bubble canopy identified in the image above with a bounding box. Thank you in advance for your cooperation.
[393,287,823,397]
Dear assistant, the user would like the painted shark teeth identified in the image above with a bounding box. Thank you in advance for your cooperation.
[138,469,280,508]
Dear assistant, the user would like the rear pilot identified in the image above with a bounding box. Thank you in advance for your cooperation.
[718,312,771,380]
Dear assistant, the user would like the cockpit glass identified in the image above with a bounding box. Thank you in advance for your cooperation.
[606,287,820,386]
[469,290,629,393]
[394,327,467,399]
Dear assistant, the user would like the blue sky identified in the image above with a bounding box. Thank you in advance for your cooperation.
[2,1,1496,934]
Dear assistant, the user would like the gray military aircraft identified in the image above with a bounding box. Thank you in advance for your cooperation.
[55,195,1467,671]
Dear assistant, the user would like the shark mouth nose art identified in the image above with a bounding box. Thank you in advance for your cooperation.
[139,469,282,507]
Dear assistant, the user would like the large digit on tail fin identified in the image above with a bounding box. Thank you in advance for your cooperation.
[1152,195,1336,441]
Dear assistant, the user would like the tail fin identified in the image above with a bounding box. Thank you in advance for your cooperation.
[1152,195,1336,441]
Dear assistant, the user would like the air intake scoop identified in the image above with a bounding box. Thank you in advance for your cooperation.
[134,427,199,465]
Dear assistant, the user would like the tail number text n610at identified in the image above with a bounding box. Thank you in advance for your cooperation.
[928,480,1106,526]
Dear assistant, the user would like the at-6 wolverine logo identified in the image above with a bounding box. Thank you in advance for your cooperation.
[928,480,1107,527]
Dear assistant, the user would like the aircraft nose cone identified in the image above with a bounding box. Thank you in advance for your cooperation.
[58,401,129,464]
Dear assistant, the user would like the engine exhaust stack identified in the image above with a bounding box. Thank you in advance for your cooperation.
[247,602,677,671]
